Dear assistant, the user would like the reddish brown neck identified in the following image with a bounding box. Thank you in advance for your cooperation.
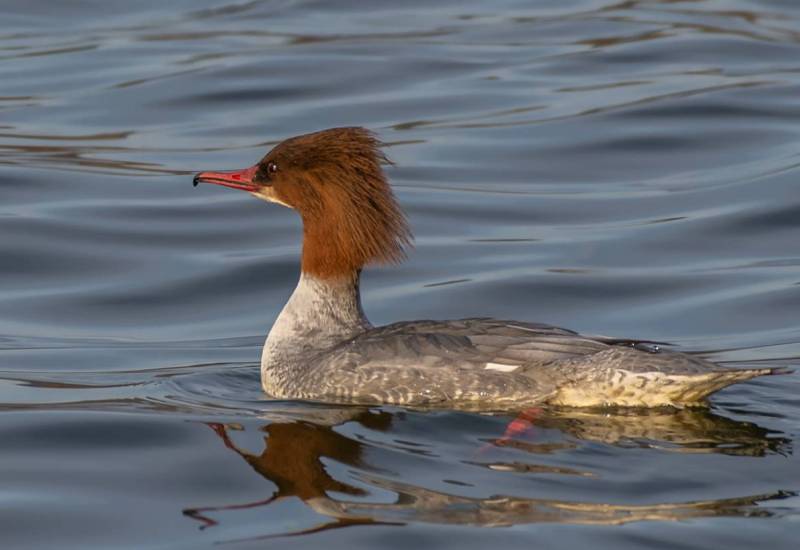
[300,213,361,281]
[296,179,410,281]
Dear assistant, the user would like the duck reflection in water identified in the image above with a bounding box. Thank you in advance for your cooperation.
[183,407,791,540]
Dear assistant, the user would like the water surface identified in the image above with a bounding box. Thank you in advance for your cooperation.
[1,0,799,548]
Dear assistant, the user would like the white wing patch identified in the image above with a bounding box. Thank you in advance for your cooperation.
[484,362,519,373]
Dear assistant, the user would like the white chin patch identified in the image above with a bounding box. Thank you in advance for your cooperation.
[253,188,292,209]
[484,362,519,373]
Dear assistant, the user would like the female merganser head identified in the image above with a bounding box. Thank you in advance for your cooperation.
[194,127,411,280]
[194,127,786,411]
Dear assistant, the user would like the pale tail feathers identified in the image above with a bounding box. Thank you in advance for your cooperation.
[551,367,788,408]
[662,368,785,404]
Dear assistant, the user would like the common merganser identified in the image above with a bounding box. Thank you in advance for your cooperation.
[194,127,784,410]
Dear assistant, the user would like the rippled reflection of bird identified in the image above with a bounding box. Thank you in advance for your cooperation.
[183,406,791,540]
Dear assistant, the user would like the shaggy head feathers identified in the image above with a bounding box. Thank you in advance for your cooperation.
[256,127,412,279]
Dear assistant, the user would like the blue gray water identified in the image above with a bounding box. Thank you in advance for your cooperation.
[1,0,799,548]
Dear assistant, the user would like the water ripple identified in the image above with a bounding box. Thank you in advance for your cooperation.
[1,0,799,547]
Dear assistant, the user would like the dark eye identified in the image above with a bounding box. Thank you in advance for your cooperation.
[267,162,278,174]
